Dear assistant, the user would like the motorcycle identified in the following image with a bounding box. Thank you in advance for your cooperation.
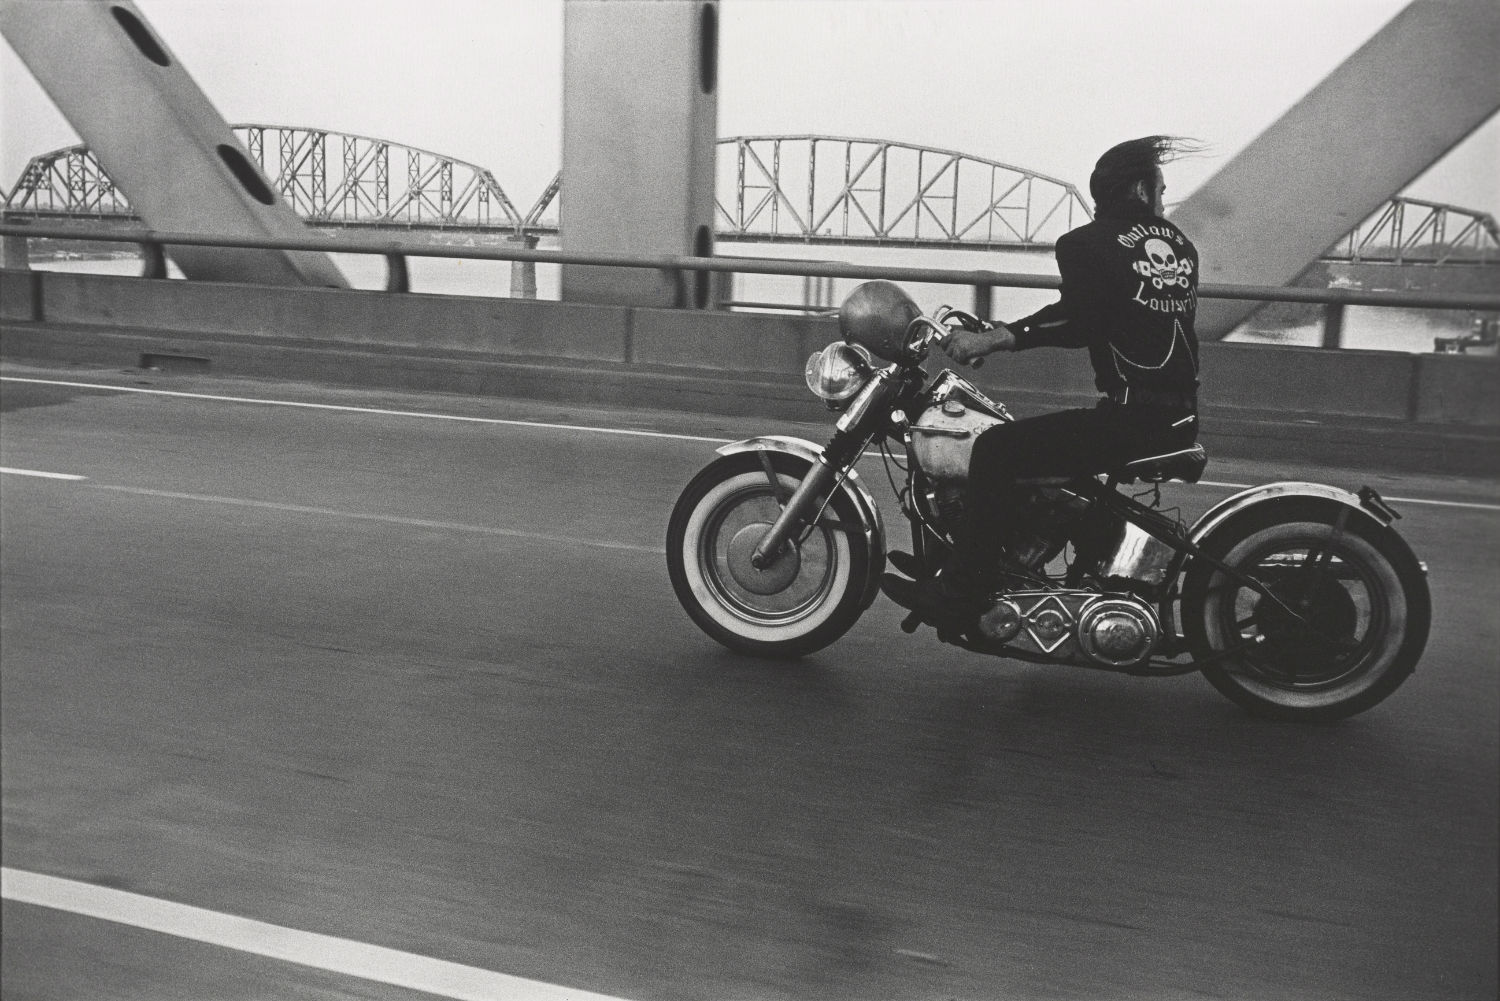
[667,281,1430,721]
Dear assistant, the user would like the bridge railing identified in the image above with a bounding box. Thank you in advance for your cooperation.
[2,221,1497,351]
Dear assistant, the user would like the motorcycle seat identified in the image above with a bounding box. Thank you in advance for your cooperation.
[1115,444,1207,484]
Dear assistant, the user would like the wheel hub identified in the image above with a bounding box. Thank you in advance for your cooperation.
[726,523,801,595]
[1251,573,1359,678]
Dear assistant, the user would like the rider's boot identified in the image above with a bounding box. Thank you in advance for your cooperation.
[886,549,929,580]
[880,540,999,626]
[880,569,986,626]
[881,508,1036,627]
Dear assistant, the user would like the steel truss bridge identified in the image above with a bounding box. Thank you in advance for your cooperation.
[4,125,1496,263]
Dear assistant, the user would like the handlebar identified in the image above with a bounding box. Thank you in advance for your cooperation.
[905,306,988,368]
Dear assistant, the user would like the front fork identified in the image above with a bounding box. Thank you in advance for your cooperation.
[749,367,904,570]
[749,457,841,569]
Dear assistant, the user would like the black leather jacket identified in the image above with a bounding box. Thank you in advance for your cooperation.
[1008,205,1200,403]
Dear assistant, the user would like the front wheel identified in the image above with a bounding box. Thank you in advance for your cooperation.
[1183,508,1430,721]
[667,452,874,658]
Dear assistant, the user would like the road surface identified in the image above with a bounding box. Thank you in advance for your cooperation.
[3,362,1496,1000]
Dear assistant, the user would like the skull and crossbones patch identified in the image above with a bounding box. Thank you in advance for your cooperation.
[1133,238,1194,290]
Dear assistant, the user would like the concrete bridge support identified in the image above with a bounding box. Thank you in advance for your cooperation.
[559,0,719,308]
[508,235,539,300]
[2,231,27,270]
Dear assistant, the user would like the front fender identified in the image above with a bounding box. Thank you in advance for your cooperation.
[715,435,887,608]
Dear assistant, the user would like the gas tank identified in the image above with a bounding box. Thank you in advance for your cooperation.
[911,397,1005,483]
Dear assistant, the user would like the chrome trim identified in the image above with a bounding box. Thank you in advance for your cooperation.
[835,366,896,433]
[1123,444,1205,473]
[928,369,1011,421]
[1077,595,1161,668]
[1098,520,1176,586]
[1188,481,1390,547]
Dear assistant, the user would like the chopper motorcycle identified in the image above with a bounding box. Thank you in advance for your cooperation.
[666,281,1430,721]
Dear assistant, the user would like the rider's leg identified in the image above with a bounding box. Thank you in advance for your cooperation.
[883,409,1106,620]
[964,402,1197,550]
[956,408,1109,583]
[883,403,1195,621]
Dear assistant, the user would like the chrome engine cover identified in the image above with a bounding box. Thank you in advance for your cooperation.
[975,590,1161,669]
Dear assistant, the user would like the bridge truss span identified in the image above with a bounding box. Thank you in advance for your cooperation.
[5,126,1495,267]
[235,125,524,231]
[714,135,1092,250]
[1325,196,1498,265]
[3,125,527,232]
[2,141,132,219]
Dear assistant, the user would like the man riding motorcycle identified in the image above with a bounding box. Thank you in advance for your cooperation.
[883,135,1206,625]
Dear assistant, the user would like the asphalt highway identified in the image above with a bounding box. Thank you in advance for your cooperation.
[2,362,1496,1001]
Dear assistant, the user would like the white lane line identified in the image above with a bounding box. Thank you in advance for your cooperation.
[6,376,1498,513]
[1196,479,1500,513]
[0,376,730,444]
[91,484,664,555]
[2,867,635,1001]
[1383,495,1500,513]
[0,466,88,481]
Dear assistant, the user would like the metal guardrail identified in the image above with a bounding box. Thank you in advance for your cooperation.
[3,222,1498,350]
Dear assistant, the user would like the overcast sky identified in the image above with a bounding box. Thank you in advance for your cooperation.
[2,0,1496,217]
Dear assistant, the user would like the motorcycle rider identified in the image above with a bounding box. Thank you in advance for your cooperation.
[884,135,1204,625]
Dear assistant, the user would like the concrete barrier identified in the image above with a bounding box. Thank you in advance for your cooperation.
[3,269,1497,473]
[39,272,634,362]
[0,270,40,322]
[1415,352,1500,426]
[1200,342,1415,421]
[631,306,834,374]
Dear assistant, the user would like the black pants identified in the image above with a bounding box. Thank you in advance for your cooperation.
[955,400,1198,577]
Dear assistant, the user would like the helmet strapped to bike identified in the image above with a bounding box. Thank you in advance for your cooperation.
[839,280,922,362]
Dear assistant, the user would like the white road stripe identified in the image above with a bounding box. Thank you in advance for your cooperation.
[4,376,1497,513]
[91,484,664,554]
[0,466,88,481]
[1195,479,1500,513]
[1383,495,1500,513]
[0,376,731,444]
[1,867,634,1001]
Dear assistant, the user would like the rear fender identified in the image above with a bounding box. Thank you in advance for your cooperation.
[1189,482,1395,547]
[1168,480,1413,593]
[715,435,887,608]
[1158,481,1406,643]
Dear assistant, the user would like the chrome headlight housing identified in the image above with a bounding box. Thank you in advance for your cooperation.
[805,341,875,402]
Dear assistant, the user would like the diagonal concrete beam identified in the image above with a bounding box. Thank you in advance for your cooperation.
[0,0,345,286]
[1170,0,1500,339]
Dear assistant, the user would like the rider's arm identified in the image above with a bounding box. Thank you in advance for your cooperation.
[1006,234,1103,350]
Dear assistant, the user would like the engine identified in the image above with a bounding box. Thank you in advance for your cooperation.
[975,590,1161,670]
[909,380,1087,573]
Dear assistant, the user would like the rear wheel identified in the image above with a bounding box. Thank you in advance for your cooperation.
[667,453,873,658]
[1183,510,1429,721]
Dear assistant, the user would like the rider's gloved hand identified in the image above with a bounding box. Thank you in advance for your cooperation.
[946,322,1016,366]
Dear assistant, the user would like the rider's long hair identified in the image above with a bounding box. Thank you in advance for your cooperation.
[1089,135,1206,215]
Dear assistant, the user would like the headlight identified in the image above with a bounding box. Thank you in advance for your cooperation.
[804,341,874,402]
